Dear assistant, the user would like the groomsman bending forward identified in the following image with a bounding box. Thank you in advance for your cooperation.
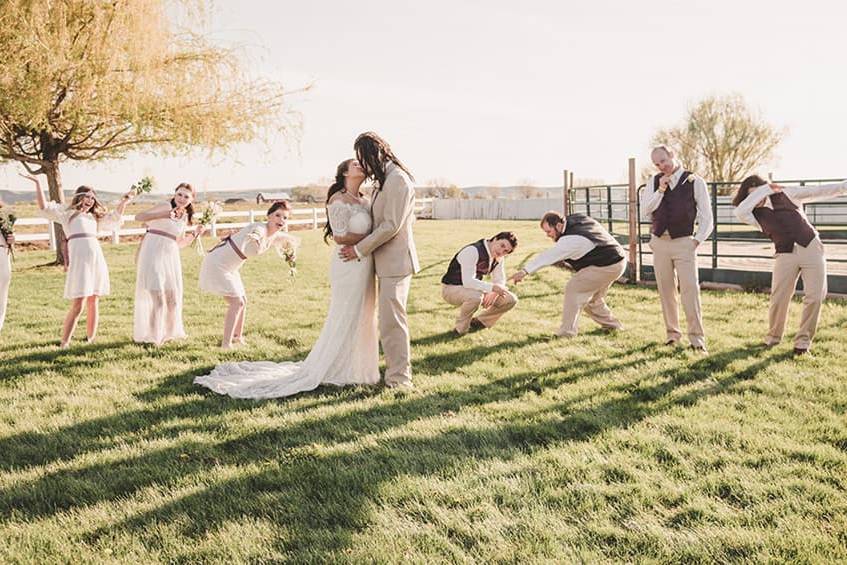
[441,231,519,335]
[510,211,626,337]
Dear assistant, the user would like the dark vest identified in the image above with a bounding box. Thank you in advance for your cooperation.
[752,192,817,253]
[651,172,697,238]
[441,239,499,286]
[559,213,625,271]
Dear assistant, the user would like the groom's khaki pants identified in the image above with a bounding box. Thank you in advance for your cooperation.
[558,259,625,337]
[441,284,518,334]
[767,239,827,350]
[379,275,412,386]
[649,233,706,347]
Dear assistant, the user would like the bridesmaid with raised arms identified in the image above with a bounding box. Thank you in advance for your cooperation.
[199,200,298,349]
[133,182,205,346]
[733,175,847,356]
[22,173,134,348]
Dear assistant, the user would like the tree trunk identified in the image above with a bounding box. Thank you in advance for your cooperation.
[43,158,66,265]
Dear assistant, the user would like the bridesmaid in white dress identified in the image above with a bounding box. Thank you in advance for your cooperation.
[199,200,299,349]
[0,199,13,336]
[195,158,380,398]
[133,183,205,345]
[24,174,134,348]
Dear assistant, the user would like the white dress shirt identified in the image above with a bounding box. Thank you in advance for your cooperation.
[455,239,506,293]
[641,165,714,243]
[523,235,596,274]
[733,181,847,231]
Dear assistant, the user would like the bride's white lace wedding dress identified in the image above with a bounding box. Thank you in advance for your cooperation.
[194,200,380,398]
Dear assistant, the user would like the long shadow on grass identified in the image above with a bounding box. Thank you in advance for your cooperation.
[0,341,784,555]
[60,344,787,559]
[0,340,140,382]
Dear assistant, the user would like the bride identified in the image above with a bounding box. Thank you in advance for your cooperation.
[194,158,379,398]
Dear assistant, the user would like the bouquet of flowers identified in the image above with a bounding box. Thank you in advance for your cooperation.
[0,210,16,261]
[194,201,223,255]
[275,233,300,279]
[131,176,155,195]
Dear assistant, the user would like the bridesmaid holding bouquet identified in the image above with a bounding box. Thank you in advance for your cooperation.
[133,182,205,345]
[23,174,134,348]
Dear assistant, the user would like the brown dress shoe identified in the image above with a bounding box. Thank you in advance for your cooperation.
[469,318,487,332]
[793,348,809,356]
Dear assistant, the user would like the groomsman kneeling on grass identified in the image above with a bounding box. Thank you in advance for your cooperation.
[510,211,626,337]
[441,231,519,335]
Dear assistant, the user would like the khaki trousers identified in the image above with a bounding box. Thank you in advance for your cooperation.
[766,239,827,350]
[557,259,625,337]
[649,234,705,347]
[378,275,413,386]
[441,284,518,334]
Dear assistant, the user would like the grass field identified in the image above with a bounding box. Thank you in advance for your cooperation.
[1,220,846,563]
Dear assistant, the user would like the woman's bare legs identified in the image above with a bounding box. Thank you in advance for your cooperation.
[85,295,99,342]
[61,297,85,348]
[222,295,245,349]
[232,295,247,345]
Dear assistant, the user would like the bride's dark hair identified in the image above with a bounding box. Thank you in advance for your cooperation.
[323,159,354,244]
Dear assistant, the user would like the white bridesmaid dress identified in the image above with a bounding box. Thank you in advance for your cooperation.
[194,200,380,398]
[0,240,10,334]
[39,202,122,299]
[133,215,188,344]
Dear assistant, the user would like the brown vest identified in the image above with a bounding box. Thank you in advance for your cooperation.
[557,213,625,271]
[441,239,499,286]
[752,192,817,253]
[651,172,697,238]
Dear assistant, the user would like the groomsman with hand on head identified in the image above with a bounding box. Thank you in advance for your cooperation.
[640,145,713,352]
[441,231,519,335]
[510,211,625,337]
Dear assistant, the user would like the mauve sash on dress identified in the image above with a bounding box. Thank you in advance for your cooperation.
[64,232,97,270]
[210,235,247,261]
[146,229,178,241]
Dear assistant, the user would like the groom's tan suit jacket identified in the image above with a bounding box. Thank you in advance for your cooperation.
[355,162,419,386]
[357,162,420,276]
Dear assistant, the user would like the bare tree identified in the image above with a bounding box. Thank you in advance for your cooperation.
[516,178,542,199]
[651,94,784,182]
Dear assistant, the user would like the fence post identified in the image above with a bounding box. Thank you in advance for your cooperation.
[711,183,718,270]
[248,209,255,223]
[210,220,217,238]
[112,227,119,245]
[562,169,569,215]
[606,185,613,233]
[627,157,638,283]
[312,207,319,229]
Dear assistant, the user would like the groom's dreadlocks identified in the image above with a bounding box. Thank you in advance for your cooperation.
[354,132,414,190]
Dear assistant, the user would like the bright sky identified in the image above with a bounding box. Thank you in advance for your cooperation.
[3,0,846,193]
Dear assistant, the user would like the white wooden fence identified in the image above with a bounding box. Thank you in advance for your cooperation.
[15,199,434,249]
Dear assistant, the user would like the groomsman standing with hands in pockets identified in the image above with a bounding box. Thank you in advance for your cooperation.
[641,145,713,352]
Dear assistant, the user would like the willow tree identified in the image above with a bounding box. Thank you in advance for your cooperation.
[652,94,784,183]
[0,0,296,262]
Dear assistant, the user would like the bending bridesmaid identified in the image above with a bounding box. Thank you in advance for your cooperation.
[24,174,134,348]
[0,198,14,336]
[133,183,205,345]
[199,200,298,349]
[733,175,847,355]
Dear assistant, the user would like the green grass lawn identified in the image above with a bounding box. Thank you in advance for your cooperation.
[1,220,846,563]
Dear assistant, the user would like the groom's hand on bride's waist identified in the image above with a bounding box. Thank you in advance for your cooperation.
[339,245,360,262]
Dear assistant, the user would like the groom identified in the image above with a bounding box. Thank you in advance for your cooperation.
[340,132,419,388]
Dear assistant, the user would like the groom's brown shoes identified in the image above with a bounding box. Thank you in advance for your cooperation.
[469,318,487,332]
